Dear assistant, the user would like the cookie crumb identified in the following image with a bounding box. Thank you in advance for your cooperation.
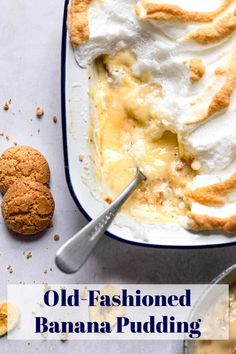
[7,265,13,273]
[5,135,10,141]
[8,99,12,105]
[3,103,9,111]
[13,141,17,146]
[43,268,48,274]
[52,116,58,124]
[105,197,112,204]
[59,332,69,342]
[36,107,44,118]
[79,154,84,162]
[175,161,185,172]
[43,282,51,292]
[26,251,32,260]
[54,234,60,241]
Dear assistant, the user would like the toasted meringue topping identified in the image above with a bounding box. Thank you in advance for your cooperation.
[136,0,234,22]
[186,12,236,44]
[189,58,205,83]
[70,0,236,231]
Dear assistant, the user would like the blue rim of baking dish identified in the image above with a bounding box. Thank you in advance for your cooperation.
[61,0,236,249]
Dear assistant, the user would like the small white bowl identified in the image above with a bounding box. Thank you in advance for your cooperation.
[184,264,236,354]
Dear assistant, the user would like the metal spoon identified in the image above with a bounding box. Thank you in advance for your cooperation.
[55,169,146,273]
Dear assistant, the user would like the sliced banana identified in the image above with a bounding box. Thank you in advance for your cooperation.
[89,285,125,327]
[0,302,20,337]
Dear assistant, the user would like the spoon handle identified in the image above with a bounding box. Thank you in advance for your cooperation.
[55,170,146,273]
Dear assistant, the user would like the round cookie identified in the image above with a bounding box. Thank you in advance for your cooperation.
[1,179,55,235]
[0,146,50,194]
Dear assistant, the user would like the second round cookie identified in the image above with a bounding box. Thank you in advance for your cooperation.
[1,179,55,235]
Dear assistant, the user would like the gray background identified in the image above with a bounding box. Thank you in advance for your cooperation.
[0,1,235,353]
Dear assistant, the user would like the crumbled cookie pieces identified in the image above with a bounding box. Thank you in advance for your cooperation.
[53,234,60,241]
[3,103,9,111]
[104,197,112,204]
[3,99,11,111]
[25,251,32,260]
[59,332,69,342]
[7,265,13,274]
[36,107,44,118]
[52,116,58,124]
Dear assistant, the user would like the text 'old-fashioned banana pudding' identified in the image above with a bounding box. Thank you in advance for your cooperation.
[68,0,236,232]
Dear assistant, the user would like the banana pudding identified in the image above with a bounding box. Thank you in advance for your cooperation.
[68,0,236,232]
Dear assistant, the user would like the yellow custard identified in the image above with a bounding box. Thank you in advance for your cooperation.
[91,50,195,223]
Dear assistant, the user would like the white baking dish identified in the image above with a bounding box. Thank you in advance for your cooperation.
[61,0,236,248]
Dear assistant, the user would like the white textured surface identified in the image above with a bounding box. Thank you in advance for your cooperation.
[0,1,236,353]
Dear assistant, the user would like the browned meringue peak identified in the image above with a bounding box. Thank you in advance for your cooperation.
[136,0,234,22]
[185,48,236,126]
[188,212,236,232]
[189,58,205,83]
[67,0,92,47]
[186,12,236,44]
[188,172,236,206]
